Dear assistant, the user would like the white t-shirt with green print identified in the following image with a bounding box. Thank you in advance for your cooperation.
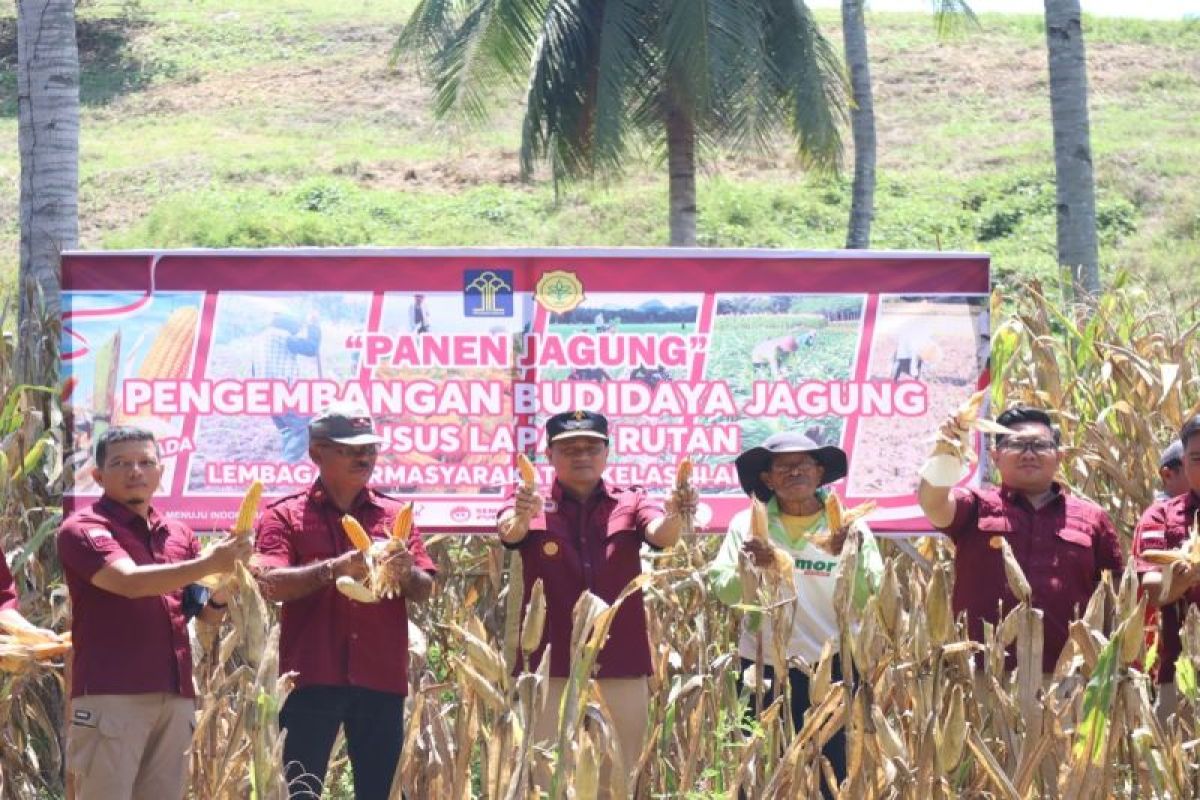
[707,496,883,665]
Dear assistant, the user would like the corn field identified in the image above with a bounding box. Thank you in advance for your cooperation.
[3,277,1200,798]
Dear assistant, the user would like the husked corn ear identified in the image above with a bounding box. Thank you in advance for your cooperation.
[824,492,843,534]
[138,307,199,380]
[341,515,373,552]
[390,502,414,541]
[516,453,537,488]
[1142,549,1186,566]
[675,456,693,489]
[749,497,770,543]
[233,480,263,536]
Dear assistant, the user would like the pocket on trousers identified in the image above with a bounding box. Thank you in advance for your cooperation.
[67,708,125,779]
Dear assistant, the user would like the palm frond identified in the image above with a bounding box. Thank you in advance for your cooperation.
[763,0,847,172]
[422,0,550,121]
[931,0,980,38]
[589,0,652,173]
[393,0,462,64]
[520,0,603,178]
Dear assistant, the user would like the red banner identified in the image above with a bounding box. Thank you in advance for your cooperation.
[62,248,990,532]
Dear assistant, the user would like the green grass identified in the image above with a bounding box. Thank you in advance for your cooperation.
[1,1,1198,291]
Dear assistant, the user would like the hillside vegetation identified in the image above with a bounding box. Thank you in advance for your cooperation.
[1,0,1198,291]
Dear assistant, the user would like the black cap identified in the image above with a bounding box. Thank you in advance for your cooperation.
[734,431,848,501]
[1160,439,1183,469]
[546,410,609,443]
[308,403,384,445]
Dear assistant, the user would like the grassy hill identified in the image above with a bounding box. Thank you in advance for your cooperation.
[1,0,1198,293]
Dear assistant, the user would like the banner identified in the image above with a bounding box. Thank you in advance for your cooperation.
[62,249,991,532]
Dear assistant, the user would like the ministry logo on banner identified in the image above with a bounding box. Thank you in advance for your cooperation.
[463,269,514,317]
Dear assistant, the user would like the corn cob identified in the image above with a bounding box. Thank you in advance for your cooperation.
[922,389,1014,486]
[516,452,537,489]
[233,481,263,537]
[675,456,692,490]
[390,502,414,542]
[137,307,199,381]
[341,515,373,552]
[675,455,694,535]
[748,497,793,581]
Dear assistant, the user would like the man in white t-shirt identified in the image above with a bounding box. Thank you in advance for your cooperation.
[708,431,882,797]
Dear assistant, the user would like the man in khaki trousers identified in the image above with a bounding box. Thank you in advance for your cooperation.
[58,426,250,799]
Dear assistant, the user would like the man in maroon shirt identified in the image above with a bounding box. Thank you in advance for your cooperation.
[58,426,251,800]
[254,403,435,800]
[1133,415,1200,723]
[499,409,695,789]
[918,405,1124,675]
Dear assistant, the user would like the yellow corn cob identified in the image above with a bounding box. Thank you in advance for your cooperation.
[137,307,199,380]
[824,492,843,534]
[749,497,770,543]
[341,515,373,552]
[390,502,414,541]
[233,480,263,537]
[516,453,537,488]
[675,456,693,489]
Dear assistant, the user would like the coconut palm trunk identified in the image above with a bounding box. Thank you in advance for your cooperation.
[842,0,876,249]
[1043,0,1099,298]
[665,84,698,247]
[16,0,79,381]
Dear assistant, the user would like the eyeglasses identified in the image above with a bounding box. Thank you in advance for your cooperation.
[996,438,1057,455]
[103,458,161,472]
[769,459,821,475]
[318,442,380,458]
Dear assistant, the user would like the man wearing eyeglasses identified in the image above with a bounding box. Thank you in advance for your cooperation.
[498,409,696,792]
[918,405,1123,675]
[253,403,435,800]
[58,426,252,800]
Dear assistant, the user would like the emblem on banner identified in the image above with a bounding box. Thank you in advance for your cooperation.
[463,269,514,317]
[535,270,585,314]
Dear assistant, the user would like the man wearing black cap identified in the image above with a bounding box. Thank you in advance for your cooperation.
[707,431,882,796]
[1133,416,1200,723]
[253,402,436,800]
[498,409,696,791]
[1157,440,1188,500]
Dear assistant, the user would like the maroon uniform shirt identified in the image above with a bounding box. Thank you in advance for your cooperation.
[502,480,663,679]
[57,497,200,699]
[1,554,19,612]
[255,482,436,696]
[939,484,1124,673]
[1132,490,1200,684]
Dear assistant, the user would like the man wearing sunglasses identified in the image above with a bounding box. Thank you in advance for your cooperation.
[918,405,1123,676]
[253,403,435,800]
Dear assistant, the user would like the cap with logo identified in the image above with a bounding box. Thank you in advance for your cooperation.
[308,402,384,445]
[546,410,609,443]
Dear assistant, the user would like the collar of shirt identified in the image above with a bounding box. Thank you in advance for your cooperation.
[996,481,1066,511]
[96,494,163,532]
[550,479,615,507]
[307,480,382,514]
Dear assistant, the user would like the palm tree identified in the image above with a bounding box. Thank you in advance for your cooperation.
[396,0,846,246]
[17,0,79,381]
[1042,0,1099,296]
[840,0,975,249]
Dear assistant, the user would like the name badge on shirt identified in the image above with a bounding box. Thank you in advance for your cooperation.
[86,528,113,542]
